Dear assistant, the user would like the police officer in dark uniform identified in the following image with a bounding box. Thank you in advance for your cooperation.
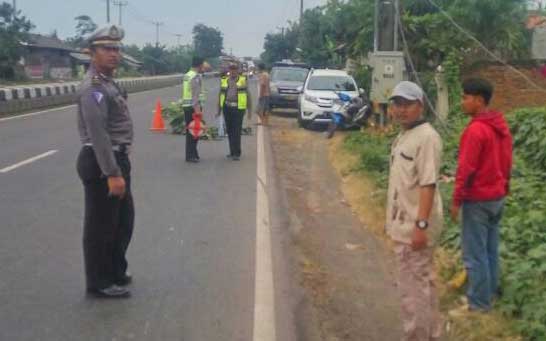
[76,25,134,298]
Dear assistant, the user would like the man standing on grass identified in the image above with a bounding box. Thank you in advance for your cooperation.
[451,78,513,312]
[386,81,444,340]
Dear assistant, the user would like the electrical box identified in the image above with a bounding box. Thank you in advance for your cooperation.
[368,51,406,103]
[532,27,546,60]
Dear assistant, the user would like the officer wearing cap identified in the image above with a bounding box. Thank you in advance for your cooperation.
[220,63,249,161]
[182,56,206,163]
[386,81,444,339]
[76,25,134,298]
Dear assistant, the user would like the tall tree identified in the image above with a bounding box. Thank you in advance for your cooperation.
[0,2,34,79]
[75,15,97,38]
[66,15,98,48]
[260,22,300,67]
[192,24,223,59]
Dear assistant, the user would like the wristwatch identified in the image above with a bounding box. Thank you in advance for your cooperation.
[416,220,429,230]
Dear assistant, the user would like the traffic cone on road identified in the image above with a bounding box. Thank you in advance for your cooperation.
[150,99,166,132]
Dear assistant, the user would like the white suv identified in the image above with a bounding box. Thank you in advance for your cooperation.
[298,69,361,128]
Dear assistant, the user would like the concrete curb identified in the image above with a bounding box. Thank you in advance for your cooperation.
[0,74,184,114]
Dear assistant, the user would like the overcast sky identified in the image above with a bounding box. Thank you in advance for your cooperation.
[14,0,327,57]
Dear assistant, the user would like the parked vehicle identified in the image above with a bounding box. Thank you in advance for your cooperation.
[298,69,366,128]
[269,61,310,110]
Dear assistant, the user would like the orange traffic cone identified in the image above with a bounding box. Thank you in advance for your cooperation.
[150,99,166,132]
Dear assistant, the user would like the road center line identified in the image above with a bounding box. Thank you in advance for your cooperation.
[253,125,277,341]
[0,105,76,122]
[0,150,58,173]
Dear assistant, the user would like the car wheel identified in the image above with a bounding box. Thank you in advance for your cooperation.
[298,110,309,129]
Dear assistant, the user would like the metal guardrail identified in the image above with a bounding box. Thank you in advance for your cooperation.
[0,74,184,114]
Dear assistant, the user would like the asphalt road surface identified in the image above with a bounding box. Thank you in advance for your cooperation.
[0,78,290,341]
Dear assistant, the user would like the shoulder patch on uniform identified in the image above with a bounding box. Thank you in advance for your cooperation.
[92,91,104,104]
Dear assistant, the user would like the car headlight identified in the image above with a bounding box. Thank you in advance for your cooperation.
[270,84,278,93]
[304,94,319,103]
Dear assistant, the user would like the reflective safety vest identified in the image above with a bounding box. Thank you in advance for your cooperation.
[220,76,248,110]
[182,69,205,107]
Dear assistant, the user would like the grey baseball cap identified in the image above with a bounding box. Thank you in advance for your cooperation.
[389,81,424,103]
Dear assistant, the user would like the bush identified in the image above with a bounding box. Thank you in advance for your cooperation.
[344,107,546,339]
[162,100,186,134]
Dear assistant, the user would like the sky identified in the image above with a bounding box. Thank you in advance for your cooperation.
[14,0,327,57]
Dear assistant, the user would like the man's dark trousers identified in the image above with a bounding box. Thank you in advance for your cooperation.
[224,106,245,157]
[77,146,134,291]
[184,107,199,160]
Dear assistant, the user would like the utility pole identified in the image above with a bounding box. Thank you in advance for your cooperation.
[153,21,164,47]
[374,0,398,52]
[106,0,111,23]
[12,0,16,12]
[369,0,404,126]
[174,34,183,45]
[300,0,303,23]
[113,0,128,26]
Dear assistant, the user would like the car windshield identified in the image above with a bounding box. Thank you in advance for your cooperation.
[271,67,309,82]
[307,76,356,91]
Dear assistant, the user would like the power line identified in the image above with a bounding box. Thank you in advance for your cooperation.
[113,0,128,26]
[153,21,164,47]
[425,0,546,94]
[125,3,155,25]
[395,4,449,131]
[106,0,111,23]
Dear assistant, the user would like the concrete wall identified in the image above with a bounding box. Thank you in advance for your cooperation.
[0,74,184,115]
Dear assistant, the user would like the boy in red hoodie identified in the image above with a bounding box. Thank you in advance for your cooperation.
[451,78,513,312]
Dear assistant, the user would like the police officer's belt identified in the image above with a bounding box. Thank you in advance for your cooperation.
[83,143,132,154]
[112,144,131,154]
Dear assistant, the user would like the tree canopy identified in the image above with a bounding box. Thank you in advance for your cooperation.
[192,23,223,59]
[0,2,34,79]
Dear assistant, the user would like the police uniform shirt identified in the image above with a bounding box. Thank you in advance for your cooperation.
[77,65,134,177]
[191,73,203,109]
[226,77,239,103]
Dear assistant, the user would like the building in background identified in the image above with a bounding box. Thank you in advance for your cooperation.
[19,34,143,81]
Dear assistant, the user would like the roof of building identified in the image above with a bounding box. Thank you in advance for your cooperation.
[22,34,76,51]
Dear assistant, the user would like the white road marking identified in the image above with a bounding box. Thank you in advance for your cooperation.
[0,150,58,173]
[253,125,277,341]
[0,105,75,122]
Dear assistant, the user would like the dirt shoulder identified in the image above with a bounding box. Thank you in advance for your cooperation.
[269,116,402,341]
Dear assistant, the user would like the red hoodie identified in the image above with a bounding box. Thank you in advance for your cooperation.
[453,111,513,206]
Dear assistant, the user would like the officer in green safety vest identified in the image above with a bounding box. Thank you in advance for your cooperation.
[220,63,248,161]
[182,56,206,163]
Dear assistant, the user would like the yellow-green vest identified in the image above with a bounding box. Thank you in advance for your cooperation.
[220,76,248,110]
[182,69,205,107]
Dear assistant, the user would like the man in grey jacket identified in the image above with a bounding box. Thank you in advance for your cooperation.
[76,25,134,299]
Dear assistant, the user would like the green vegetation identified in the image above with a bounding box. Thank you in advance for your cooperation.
[261,0,531,98]
[342,107,546,340]
[0,3,34,80]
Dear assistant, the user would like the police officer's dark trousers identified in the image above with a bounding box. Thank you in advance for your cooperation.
[77,146,134,291]
[223,106,245,157]
[184,107,199,160]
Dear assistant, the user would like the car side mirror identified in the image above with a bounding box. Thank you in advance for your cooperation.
[359,88,365,95]
[297,86,303,93]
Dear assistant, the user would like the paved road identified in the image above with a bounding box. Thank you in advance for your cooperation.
[0,78,285,340]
